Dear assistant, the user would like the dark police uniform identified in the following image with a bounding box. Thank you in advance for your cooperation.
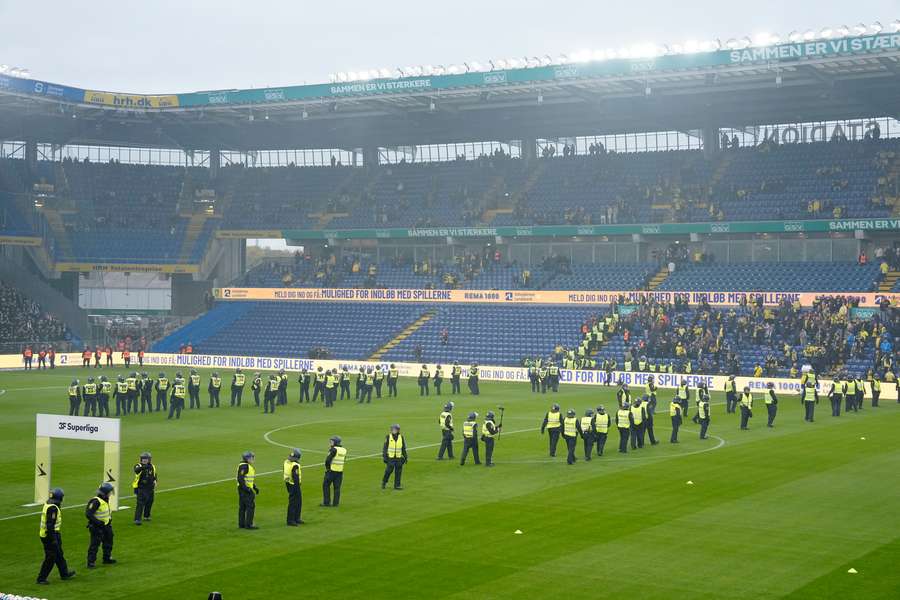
[98,378,111,417]
[460,416,480,465]
[382,430,408,489]
[126,374,139,414]
[236,458,258,529]
[113,379,129,416]
[155,375,169,412]
[355,368,365,400]
[252,373,263,406]
[433,365,443,395]
[231,371,246,406]
[697,393,711,439]
[85,488,115,567]
[359,370,374,403]
[739,391,753,430]
[387,365,399,397]
[37,494,74,584]
[418,366,430,396]
[451,363,462,394]
[373,368,385,398]
[437,406,455,459]
[324,371,336,407]
[168,378,186,419]
[298,370,311,403]
[82,380,98,417]
[765,387,778,426]
[562,412,578,464]
[340,368,351,400]
[616,405,632,453]
[630,401,646,449]
[538,366,549,393]
[139,375,153,413]
[541,407,562,457]
[284,455,302,526]
[482,415,500,466]
[278,371,288,406]
[669,399,683,443]
[132,459,157,524]
[578,411,594,461]
[593,408,610,456]
[547,364,560,392]
[322,442,346,507]
[467,364,480,395]
[725,377,737,413]
[188,372,201,409]
[67,382,82,416]
[264,375,278,413]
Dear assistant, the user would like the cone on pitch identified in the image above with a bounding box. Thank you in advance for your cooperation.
[514,529,523,535]
[686,480,694,485]
[860,437,866,440]
[847,568,858,574]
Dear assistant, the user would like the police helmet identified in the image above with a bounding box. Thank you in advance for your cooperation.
[566,409,576,417]
[330,435,342,445]
[176,372,183,378]
[436,364,442,369]
[87,376,95,383]
[117,375,125,382]
[289,448,302,460]
[444,402,453,411]
[318,366,324,372]
[486,411,495,420]
[71,379,79,386]
[622,401,631,409]
[158,372,165,378]
[254,372,260,377]
[141,372,148,377]
[236,368,242,373]
[453,360,459,365]
[551,403,560,411]
[100,375,108,382]
[391,423,401,432]
[367,367,373,373]
[634,397,642,405]
[242,451,255,461]
[648,374,654,380]
[585,409,594,416]
[743,386,751,392]
[98,482,114,495]
[140,451,152,461]
[130,372,137,377]
[596,405,605,413]
[622,383,629,389]
[767,381,775,389]
[279,368,285,374]
[191,369,197,375]
[468,411,477,420]
[728,375,735,380]
[422,364,427,369]
[343,366,348,371]
[390,363,396,368]
[213,371,219,377]
[49,488,64,502]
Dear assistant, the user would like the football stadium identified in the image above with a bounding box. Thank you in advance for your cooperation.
[1,7,900,600]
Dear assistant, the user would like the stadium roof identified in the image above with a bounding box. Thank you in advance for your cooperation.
[2,33,900,151]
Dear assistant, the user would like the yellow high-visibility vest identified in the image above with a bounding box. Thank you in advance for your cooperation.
[190,374,200,386]
[157,378,169,390]
[283,460,300,484]
[126,377,137,391]
[462,421,476,438]
[546,411,561,429]
[669,401,681,417]
[616,409,631,429]
[173,383,186,398]
[331,447,346,472]
[92,496,111,525]
[439,411,453,430]
[84,383,97,395]
[211,377,221,389]
[580,416,593,433]
[563,417,577,436]
[698,401,709,419]
[39,502,60,537]
[741,393,753,408]
[100,381,112,394]
[630,405,644,425]
[234,374,245,386]
[239,462,256,488]
[386,434,404,458]
[68,385,78,397]
[482,420,497,438]
[594,413,610,433]
[132,463,156,489]
[116,382,128,394]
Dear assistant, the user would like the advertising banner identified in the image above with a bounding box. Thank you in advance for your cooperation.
[55,262,199,274]
[0,235,42,246]
[82,90,179,109]
[214,287,899,308]
[35,413,120,443]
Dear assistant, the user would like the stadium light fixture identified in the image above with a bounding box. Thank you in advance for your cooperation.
[870,21,884,34]
[724,38,741,50]
[540,55,552,66]
[0,64,7,73]
[891,19,900,32]
[852,23,868,35]
[836,25,851,37]
[819,27,834,39]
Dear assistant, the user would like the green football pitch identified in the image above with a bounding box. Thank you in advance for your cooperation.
[1,367,898,600]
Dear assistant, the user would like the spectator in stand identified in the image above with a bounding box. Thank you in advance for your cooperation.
[0,281,70,351]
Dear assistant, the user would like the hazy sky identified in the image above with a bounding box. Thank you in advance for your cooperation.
[1,1,896,93]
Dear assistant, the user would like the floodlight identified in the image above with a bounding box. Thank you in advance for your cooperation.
[725,38,741,50]
[853,23,868,35]
[836,25,851,37]
[871,21,883,33]
[819,28,834,39]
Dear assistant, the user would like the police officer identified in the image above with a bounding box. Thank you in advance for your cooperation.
[387,364,399,397]
[188,369,201,409]
[691,381,706,424]
[382,424,407,489]
[322,436,346,507]
[85,482,116,568]
[155,372,169,412]
[669,395,683,443]
[541,403,563,457]
[97,375,111,417]
[843,374,856,413]
[208,371,222,408]
[433,364,443,395]
[828,379,842,417]
[538,363,549,393]
[800,368,818,414]
[237,451,259,529]
[528,359,539,393]
[800,377,816,422]
[437,402,455,460]
[764,382,778,427]
[725,375,737,413]
[355,367,365,401]
[374,366,385,398]
[264,374,278,413]
[418,364,430,396]
[451,361,462,395]
[593,405,610,456]
[616,381,631,407]
[676,378,690,419]
[67,380,81,416]
[697,390,711,439]
[561,409,578,464]
[323,369,336,407]
[460,412,481,465]
[168,373,186,420]
[616,402,632,453]
[82,377,98,417]
[252,372,263,406]
[36,487,76,585]
[298,368,311,403]
[132,451,157,525]
[482,411,501,466]
[284,448,303,526]
[643,389,659,446]
[278,368,289,406]
[231,368,245,406]
[126,371,139,414]
[312,366,325,402]
[854,376,864,412]
[547,362,560,393]
[630,398,646,449]
[358,368,374,403]
[467,363,480,395]
[872,376,881,407]
[137,372,151,413]
[339,367,351,400]
[578,409,594,461]
[113,376,128,416]
[739,386,753,430]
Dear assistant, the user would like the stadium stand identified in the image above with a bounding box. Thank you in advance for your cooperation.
[0,280,77,351]
[657,262,882,292]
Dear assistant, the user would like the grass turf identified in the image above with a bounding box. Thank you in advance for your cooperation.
[0,366,898,599]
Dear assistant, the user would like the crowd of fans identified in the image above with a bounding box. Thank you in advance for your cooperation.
[0,281,71,350]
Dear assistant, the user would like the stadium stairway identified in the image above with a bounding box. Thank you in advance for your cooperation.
[368,309,437,361]
[39,206,73,259]
[647,266,670,290]
[177,213,212,262]
[879,271,900,292]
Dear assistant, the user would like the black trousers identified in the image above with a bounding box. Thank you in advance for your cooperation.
[831,394,842,416]
[564,435,577,464]
[645,416,658,444]
[631,422,645,449]
[804,401,815,422]
[434,380,442,395]
[264,394,276,413]
[167,397,183,419]
[872,391,879,407]
[86,523,113,564]
[767,403,777,426]
[451,377,461,394]
[238,489,255,527]
[189,387,200,409]
[68,398,80,416]
[134,487,154,522]
[438,430,454,459]
[468,378,479,395]
[549,376,559,392]
[141,392,153,413]
[726,392,737,413]
[209,389,220,408]
[156,391,168,411]
[530,376,539,393]
[127,391,138,414]
[115,395,126,416]
[671,415,681,442]
[460,437,480,465]
[581,434,593,459]
[547,428,561,456]
[699,417,710,438]
[740,406,751,429]
[387,379,398,397]
[340,381,351,400]
[383,459,403,488]
[300,384,310,403]
[322,471,342,506]
[83,397,96,417]
[285,483,302,524]
[418,380,429,395]
[324,387,335,407]
[97,396,109,417]
[374,381,383,398]
[38,534,71,581]
[618,427,629,452]
[359,386,372,403]
[594,432,608,455]
[231,387,243,406]
[355,382,362,400]
[484,437,495,465]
